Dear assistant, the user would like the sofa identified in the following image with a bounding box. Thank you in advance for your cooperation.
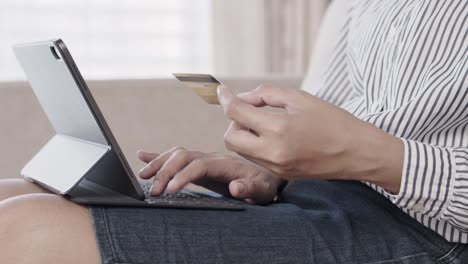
[0,0,347,180]
[0,78,302,180]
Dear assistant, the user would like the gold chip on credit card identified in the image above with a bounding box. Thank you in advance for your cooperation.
[172,73,221,104]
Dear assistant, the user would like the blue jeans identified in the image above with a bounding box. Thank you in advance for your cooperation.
[90,180,468,264]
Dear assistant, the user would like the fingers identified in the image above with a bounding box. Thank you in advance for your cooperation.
[237,91,267,107]
[149,150,203,196]
[238,85,304,111]
[223,121,264,157]
[137,150,159,163]
[138,148,178,179]
[138,147,279,204]
[165,158,210,193]
[217,85,278,133]
[139,147,191,179]
[165,156,277,204]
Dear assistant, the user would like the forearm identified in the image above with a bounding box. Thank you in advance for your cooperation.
[342,119,404,194]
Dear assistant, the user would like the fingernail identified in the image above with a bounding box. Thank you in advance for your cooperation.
[235,182,245,194]
[149,184,154,194]
[217,84,225,96]
[166,181,176,193]
[217,85,230,105]
[138,166,148,176]
[237,92,248,99]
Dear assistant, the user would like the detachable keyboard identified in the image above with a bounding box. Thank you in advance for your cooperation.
[141,182,244,210]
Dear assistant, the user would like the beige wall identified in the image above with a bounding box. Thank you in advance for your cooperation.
[213,0,330,76]
[0,78,301,180]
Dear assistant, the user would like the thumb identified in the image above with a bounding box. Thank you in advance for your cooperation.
[229,180,250,199]
[229,178,274,204]
[239,85,299,110]
[217,84,236,107]
[237,91,267,107]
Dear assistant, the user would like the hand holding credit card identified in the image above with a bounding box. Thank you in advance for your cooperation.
[173,73,221,104]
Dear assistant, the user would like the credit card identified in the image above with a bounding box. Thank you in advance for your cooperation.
[172,73,221,104]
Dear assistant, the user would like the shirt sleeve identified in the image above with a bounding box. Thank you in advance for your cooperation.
[355,0,468,231]
[362,53,468,231]
[392,140,468,231]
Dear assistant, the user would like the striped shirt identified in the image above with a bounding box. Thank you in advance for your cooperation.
[303,0,467,243]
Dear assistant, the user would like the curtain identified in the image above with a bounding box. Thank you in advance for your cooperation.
[0,0,213,80]
[213,0,330,76]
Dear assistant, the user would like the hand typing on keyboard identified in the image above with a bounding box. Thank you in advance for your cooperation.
[137,148,285,205]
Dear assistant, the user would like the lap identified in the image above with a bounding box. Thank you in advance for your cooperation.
[0,178,463,263]
[0,180,100,264]
[0,178,49,201]
[90,180,464,264]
